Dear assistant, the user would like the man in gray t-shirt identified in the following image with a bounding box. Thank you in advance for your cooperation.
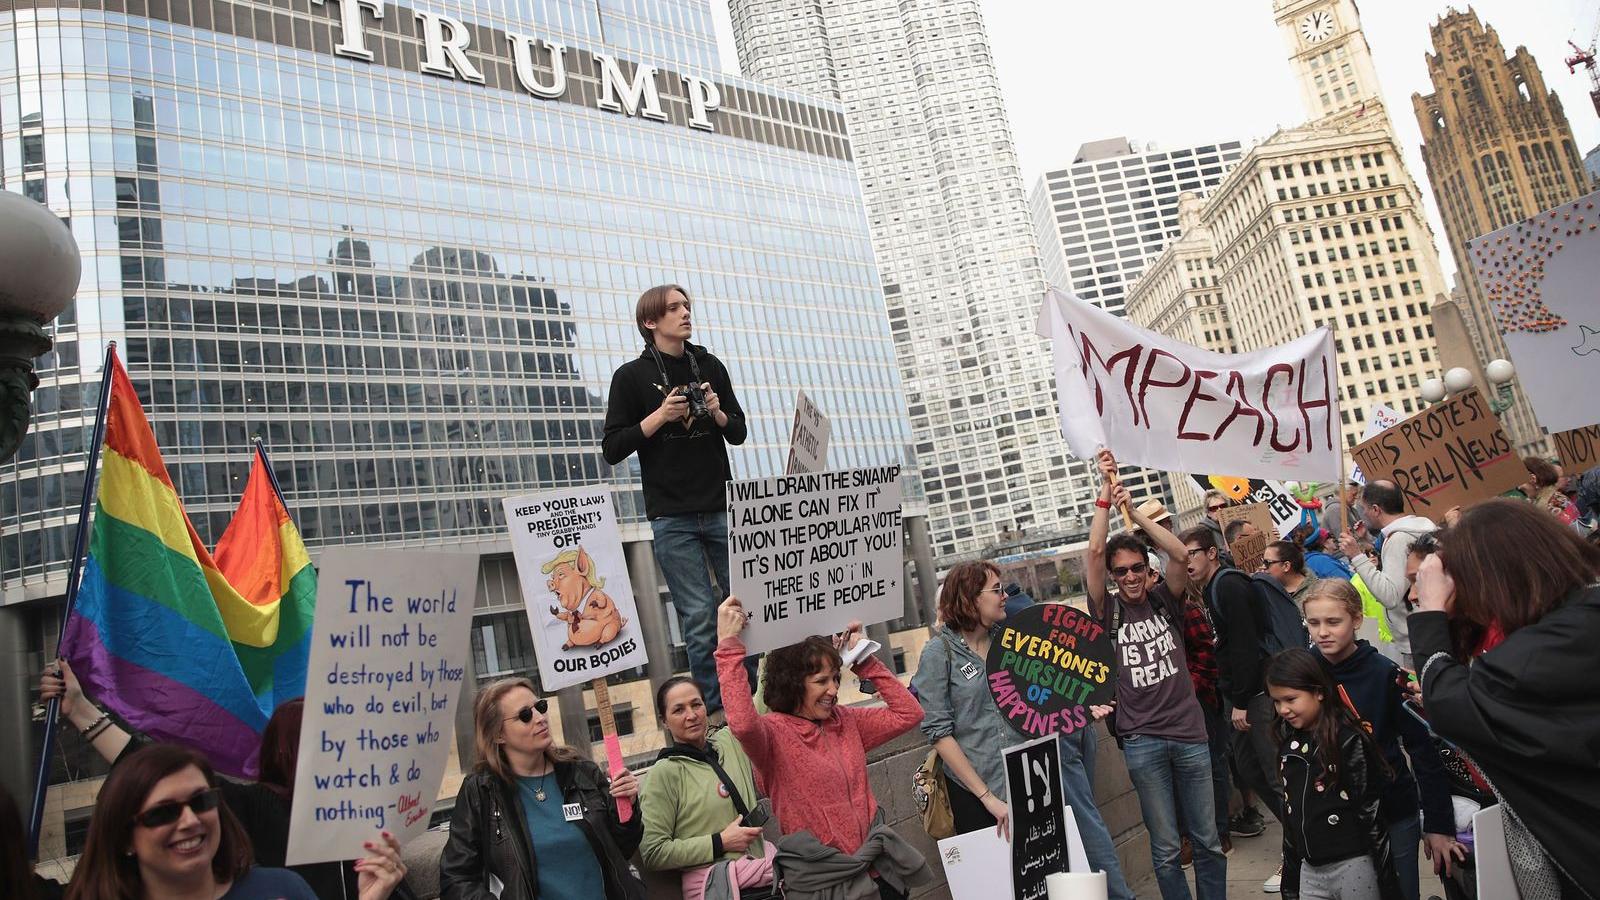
[1088,451,1227,900]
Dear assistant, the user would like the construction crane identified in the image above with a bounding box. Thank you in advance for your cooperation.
[1568,11,1600,119]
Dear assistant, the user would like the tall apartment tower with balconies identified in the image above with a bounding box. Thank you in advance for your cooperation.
[1412,9,1594,453]
[729,0,1088,560]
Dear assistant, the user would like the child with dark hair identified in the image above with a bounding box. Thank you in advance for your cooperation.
[1267,649,1402,900]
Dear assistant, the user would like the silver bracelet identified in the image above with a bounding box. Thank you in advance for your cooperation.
[78,711,110,738]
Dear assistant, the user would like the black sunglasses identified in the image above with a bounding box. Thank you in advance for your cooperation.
[506,698,550,723]
[1110,561,1150,578]
[133,788,221,829]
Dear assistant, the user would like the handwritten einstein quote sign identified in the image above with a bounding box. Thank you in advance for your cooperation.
[502,487,649,692]
[986,604,1114,739]
[727,465,902,655]
[286,548,478,865]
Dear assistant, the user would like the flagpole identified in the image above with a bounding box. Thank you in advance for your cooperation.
[30,341,117,859]
[252,436,288,505]
[1327,319,1349,542]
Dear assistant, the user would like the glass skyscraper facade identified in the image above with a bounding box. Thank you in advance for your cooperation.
[1,0,928,850]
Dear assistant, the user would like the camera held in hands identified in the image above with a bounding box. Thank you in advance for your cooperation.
[658,382,713,422]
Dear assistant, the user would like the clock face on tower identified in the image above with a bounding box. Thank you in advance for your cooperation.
[1298,9,1335,44]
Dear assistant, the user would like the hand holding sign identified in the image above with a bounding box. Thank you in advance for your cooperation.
[717,596,751,641]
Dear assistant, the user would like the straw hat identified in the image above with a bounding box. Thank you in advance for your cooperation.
[1135,498,1171,523]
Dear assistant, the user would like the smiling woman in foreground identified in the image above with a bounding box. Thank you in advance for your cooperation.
[714,597,929,900]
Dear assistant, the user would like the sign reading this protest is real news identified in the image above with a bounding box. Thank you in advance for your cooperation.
[1005,735,1070,900]
[985,604,1113,739]
[286,548,478,865]
[1350,389,1522,522]
[786,391,832,475]
[502,487,649,692]
[1553,424,1600,473]
[727,465,902,655]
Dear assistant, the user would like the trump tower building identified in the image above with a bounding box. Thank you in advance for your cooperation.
[0,0,934,854]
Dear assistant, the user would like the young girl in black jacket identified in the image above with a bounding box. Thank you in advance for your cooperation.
[1267,650,1402,900]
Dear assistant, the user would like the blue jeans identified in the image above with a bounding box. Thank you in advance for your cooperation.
[651,511,743,711]
[1388,813,1422,900]
[1204,703,1232,842]
[1123,735,1228,900]
[1058,727,1136,900]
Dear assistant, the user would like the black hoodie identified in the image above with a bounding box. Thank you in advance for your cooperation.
[1327,640,1454,836]
[601,342,746,519]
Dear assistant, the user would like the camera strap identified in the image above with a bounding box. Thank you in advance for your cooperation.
[648,345,705,390]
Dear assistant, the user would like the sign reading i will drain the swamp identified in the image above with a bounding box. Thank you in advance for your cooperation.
[727,465,902,655]
[986,604,1114,739]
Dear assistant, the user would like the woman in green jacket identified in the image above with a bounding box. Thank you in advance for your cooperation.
[640,676,774,900]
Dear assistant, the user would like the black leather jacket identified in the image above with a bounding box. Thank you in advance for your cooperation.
[1279,724,1402,900]
[439,760,645,900]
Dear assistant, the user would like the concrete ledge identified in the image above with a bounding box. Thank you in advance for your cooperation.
[402,724,1151,899]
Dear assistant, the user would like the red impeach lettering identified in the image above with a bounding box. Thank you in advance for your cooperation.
[1213,371,1265,444]
[1264,363,1301,452]
[1138,348,1192,429]
[1297,356,1334,452]
[1178,369,1219,441]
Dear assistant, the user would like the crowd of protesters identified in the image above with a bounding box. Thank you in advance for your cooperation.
[13,283,1600,900]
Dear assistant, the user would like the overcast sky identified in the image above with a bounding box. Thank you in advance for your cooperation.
[710,1,1600,279]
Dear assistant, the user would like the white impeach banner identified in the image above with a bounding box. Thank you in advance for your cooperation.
[727,465,903,655]
[1038,287,1342,483]
[285,548,479,865]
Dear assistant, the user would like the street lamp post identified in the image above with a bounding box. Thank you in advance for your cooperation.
[1420,359,1517,413]
[0,191,83,461]
[0,190,82,842]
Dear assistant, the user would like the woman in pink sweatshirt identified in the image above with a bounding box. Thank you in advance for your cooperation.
[713,597,924,892]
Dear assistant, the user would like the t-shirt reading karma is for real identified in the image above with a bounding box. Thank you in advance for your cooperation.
[1112,585,1207,743]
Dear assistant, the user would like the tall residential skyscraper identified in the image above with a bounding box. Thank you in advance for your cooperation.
[729,0,1086,560]
[1412,9,1594,453]
[1028,137,1244,504]
[1127,1,1450,454]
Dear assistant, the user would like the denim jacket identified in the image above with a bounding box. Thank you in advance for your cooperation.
[911,626,1013,800]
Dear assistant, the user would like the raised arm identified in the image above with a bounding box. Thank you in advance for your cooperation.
[40,658,133,763]
[1086,463,1115,619]
[1123,488,1189,596]
[714,597,777,767]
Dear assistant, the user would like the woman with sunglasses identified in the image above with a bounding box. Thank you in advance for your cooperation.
[439,677,644,900]
[40,660,408,900]
[64,742,405,900]
[640,675,775,900]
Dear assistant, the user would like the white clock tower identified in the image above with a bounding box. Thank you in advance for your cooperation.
[1274,0,1389,128]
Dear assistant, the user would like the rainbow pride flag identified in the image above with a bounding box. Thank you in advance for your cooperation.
[214,445,316,712]
[61,357,302,776]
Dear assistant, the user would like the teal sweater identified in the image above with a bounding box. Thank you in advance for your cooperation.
[639,728,764,871]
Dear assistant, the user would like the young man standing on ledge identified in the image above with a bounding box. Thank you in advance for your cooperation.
[603,284,749,713]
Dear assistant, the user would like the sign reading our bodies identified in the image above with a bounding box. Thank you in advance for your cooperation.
[286,548,478,866]
[727,465,902,655]
[1039,287,1341,482]
[502,487,649,692]
[986,604,1114,739]
[1350,389,1521,522]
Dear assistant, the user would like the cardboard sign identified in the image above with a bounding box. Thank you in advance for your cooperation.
[785,391,831,475]
[986,604,1113,739]
[285,548,478,865]
[727,465,902,655]
[1217,503,1276,572]
[1553,424,1600,473]
[1040,287,1342,482]
[1190,478,1302,538]
[1349,389,1521,523]
[1005,735,1070,898]
[502,487,649,693]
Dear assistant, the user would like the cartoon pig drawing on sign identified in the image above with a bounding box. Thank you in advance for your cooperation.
[542,547,628,650]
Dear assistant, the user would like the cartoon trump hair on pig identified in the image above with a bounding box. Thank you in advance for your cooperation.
[542,546,629,650]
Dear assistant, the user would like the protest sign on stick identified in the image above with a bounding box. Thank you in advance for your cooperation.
[986,604,1113,740]
[786,391,831,475]
[1349,389,1522,523]
[1467,189,1600,433]
[286,548,478,865]
[1039,287,1341,483]
[727,465,902,655]
[502,486,649,821]
[1553,424,1600,473]
[1005,734,1070,898]
[1216,503,1275,572]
